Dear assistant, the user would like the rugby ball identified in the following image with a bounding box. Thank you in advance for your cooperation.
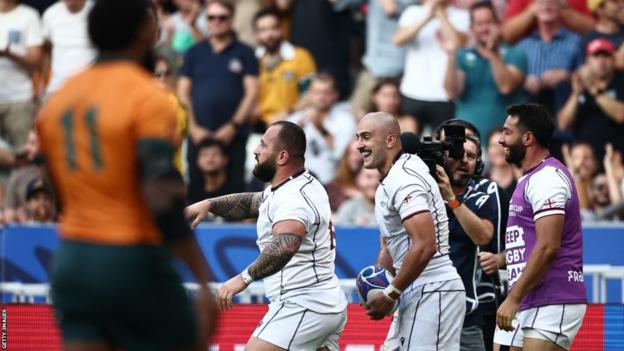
[356,265,398,313]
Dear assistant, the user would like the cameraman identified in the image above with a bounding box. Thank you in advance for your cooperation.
[435,120,499,351]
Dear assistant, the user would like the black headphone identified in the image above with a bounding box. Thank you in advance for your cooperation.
[434,119,484,178]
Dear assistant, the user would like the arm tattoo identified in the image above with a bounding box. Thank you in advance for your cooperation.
[208,192,263,220]
[247,233,303,281]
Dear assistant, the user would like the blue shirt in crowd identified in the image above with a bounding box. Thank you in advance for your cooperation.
[181,39,259,131]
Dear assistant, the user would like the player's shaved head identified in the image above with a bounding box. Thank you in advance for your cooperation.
[360,112,401,138]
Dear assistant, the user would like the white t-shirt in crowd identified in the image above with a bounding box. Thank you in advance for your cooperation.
[0,4,44,103]
[398,5,469,102]
[288,104,356,184]
[43,1,96,95]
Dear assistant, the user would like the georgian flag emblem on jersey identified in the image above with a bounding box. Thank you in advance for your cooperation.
[544,198,558,209]
[403,195,412,204]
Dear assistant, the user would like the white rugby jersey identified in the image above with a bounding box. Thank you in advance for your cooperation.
[257,170,347,313]
[375,153,460,287]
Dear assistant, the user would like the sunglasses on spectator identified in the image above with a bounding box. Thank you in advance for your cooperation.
[592,183,607,191]
[207,14,230,22]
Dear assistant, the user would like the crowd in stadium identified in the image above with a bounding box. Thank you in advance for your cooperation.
[0,0,623,224]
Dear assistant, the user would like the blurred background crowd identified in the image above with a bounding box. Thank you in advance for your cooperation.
[0,0,623,225]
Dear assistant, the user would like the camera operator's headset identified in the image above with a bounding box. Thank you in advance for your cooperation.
[434,119,485,178]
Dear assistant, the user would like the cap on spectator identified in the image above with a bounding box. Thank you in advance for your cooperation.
[26,178,51,200]
[587,0,605,11]
[586,38,615,56]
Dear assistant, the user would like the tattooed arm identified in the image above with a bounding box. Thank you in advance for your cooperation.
[246,219,306,280]
[217,220,306,310]
[185,192,263,227]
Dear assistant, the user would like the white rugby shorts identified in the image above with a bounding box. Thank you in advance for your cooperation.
[252,301,347,350]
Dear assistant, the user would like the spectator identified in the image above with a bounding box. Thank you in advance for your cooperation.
[445,0,527,138]
[287,0,354,98]
[154,55,187,175]
[24,177,55,224]
[335,167,379,226]
[501,0,594,43]
[288,73,356,184]
[484,127,519,196]
[562,142,598,213]
[587,173,615,219]
[0,0,44,152]
[325,139,362,213]
[558,38,624,162]
[41,0,95,98]
[369,78,418,133]
[351,0,416,118]
[187,138,237,206]
[604,143,623,211]
[254,7,316,127]
[4,129,41,223]
[517,0,583,158]
[583,0,624,69]
[165,0,208,55]
[394,0,470,132]
[178,0,259,193]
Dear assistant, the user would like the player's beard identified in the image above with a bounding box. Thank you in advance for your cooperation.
[505,141,526,167]
[253,155,277,182]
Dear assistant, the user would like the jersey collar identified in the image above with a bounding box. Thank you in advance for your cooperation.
[271,169,307,192]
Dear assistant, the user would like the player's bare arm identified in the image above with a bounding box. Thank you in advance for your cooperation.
[186,192,263,226]
[376,237,396,276]
[248,232,303,280]
[497,215,564,331]
[366,211,436,320]
[218,220,306,311]
[436,165,494,245]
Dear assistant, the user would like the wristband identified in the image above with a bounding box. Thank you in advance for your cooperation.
[448,198,462,210]
[241,268,254,285]
[382,284,403,302]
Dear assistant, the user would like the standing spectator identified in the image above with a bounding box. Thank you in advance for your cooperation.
[369,78,419,133]
[517,0,583,158]
[501,0,594,43]
[254,7,316,127]
[394,0,470,132]
[41,0,95,98]
[154,55,187,175]
[351,0,416,118]
[484,127,519,196]
[587,173,615,219]
[562,142,598,218]
[287,0,354,98]
[24,177,55,224]
[335,167,379,226]
[288,73,356,184]
[517,0,583,115]
[187,138,237,205]
[178,0,259,193]
[165,0,208,55]
[445,1,527,138]
[324,139,362,212]
[583,0,624,69]
[558,38,624,162]
[0,0,43,152]
[4,129,41,223]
